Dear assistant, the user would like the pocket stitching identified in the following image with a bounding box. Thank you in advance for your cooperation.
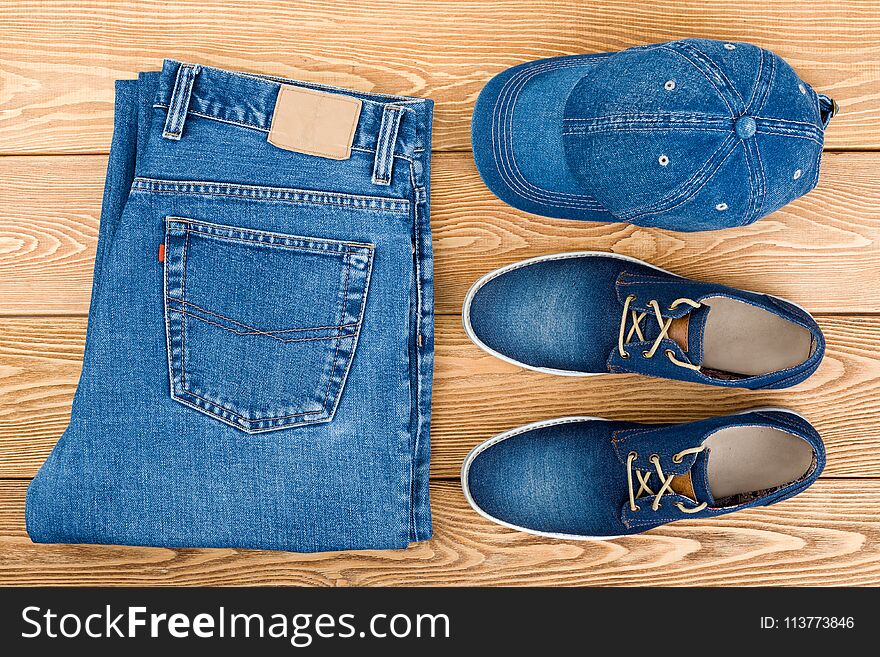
[324,244,375,422]
[178,389,326,422]
[318,250,352,414]
[182,230,367,257]
[167,297,360,340]
[165,217,374,430]
[169,216,374,252]
[181,228,189,389]
[176,225,334,421]
[180,310,358,344]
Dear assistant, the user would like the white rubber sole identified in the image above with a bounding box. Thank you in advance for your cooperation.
[460,408,813,541]
[460,250,817,376]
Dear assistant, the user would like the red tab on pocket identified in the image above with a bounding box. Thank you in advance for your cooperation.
[158,243,165,263]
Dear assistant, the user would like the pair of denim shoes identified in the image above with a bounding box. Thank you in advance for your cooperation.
[461,38,832,539]
[460,252,825,538]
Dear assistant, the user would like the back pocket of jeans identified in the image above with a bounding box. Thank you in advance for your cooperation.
[163,217,374,433]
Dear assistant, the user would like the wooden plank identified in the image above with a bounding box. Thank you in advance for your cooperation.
[0,479,878,586]
[0,317,84,476]
[0,1,878,154]
[432,151,880,314]
[1,314,877,479]
[0,156,103,316]
[1,152,879,315]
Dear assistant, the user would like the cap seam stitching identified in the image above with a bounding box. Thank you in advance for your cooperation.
[490,56,608,209]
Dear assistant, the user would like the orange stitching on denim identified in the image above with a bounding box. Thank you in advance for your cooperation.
[176,228,364,257]
[181,310,356,344]
[168,216,375,249]
[167,298,358,338]
[137,177,409,214]
[180,387,324,423]
[181,229,189,388]
[320,250,352,412]
[167,225,370,428]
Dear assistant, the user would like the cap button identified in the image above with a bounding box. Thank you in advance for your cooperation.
[735,116,756,139]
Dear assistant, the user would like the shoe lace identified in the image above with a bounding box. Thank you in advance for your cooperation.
[626,447,708,513]
[617,294,702,371]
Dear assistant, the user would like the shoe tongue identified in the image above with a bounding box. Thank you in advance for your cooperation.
[666,304,711,363]
[671,450,715,507]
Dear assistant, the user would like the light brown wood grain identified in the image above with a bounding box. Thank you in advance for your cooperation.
[0,479,878,586]
[1,152,878,315]
[1,314,877,479]
[1,0,879,589]
[0,1,878,153]
[0,156,103,315]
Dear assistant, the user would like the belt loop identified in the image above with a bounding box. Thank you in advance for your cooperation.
[162,63,201,141]
[372,105,404,185]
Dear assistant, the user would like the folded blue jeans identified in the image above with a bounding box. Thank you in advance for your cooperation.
[26,61,435,552]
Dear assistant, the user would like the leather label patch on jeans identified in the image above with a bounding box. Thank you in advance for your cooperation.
[268,85,362,160]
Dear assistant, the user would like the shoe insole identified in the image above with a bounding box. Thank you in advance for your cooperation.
[705,425,814,499]
[701,296,813,376]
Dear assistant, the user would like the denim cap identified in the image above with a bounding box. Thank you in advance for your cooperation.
[471,38,837,232]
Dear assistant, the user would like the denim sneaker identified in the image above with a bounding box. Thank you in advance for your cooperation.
[471,38,836,231]
[462,410,824,539]
[463,252,824,389]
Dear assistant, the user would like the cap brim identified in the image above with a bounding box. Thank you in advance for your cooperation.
[471,54,613,221]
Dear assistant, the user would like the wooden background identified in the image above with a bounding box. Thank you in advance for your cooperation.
[1,0,878,586]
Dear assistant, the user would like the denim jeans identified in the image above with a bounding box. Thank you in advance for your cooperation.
[26,61,435,552]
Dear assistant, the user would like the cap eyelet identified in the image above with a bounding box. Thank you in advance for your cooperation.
[664,80,676,91]
[715,202,728,211]
[793,169,802,180]
[724,43,736,50]
[658,155,670,166]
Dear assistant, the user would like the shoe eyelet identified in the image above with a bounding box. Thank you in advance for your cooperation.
[642,350,651,358]
[627,294,637,301]
[632,504,641,512]
[621,351,630,359]
[665,349,675,358]
[650,453,660,463]
[628,451,638,460]
[672,453,683,464]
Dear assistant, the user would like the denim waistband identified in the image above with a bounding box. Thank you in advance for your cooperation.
[153,60,433,162]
